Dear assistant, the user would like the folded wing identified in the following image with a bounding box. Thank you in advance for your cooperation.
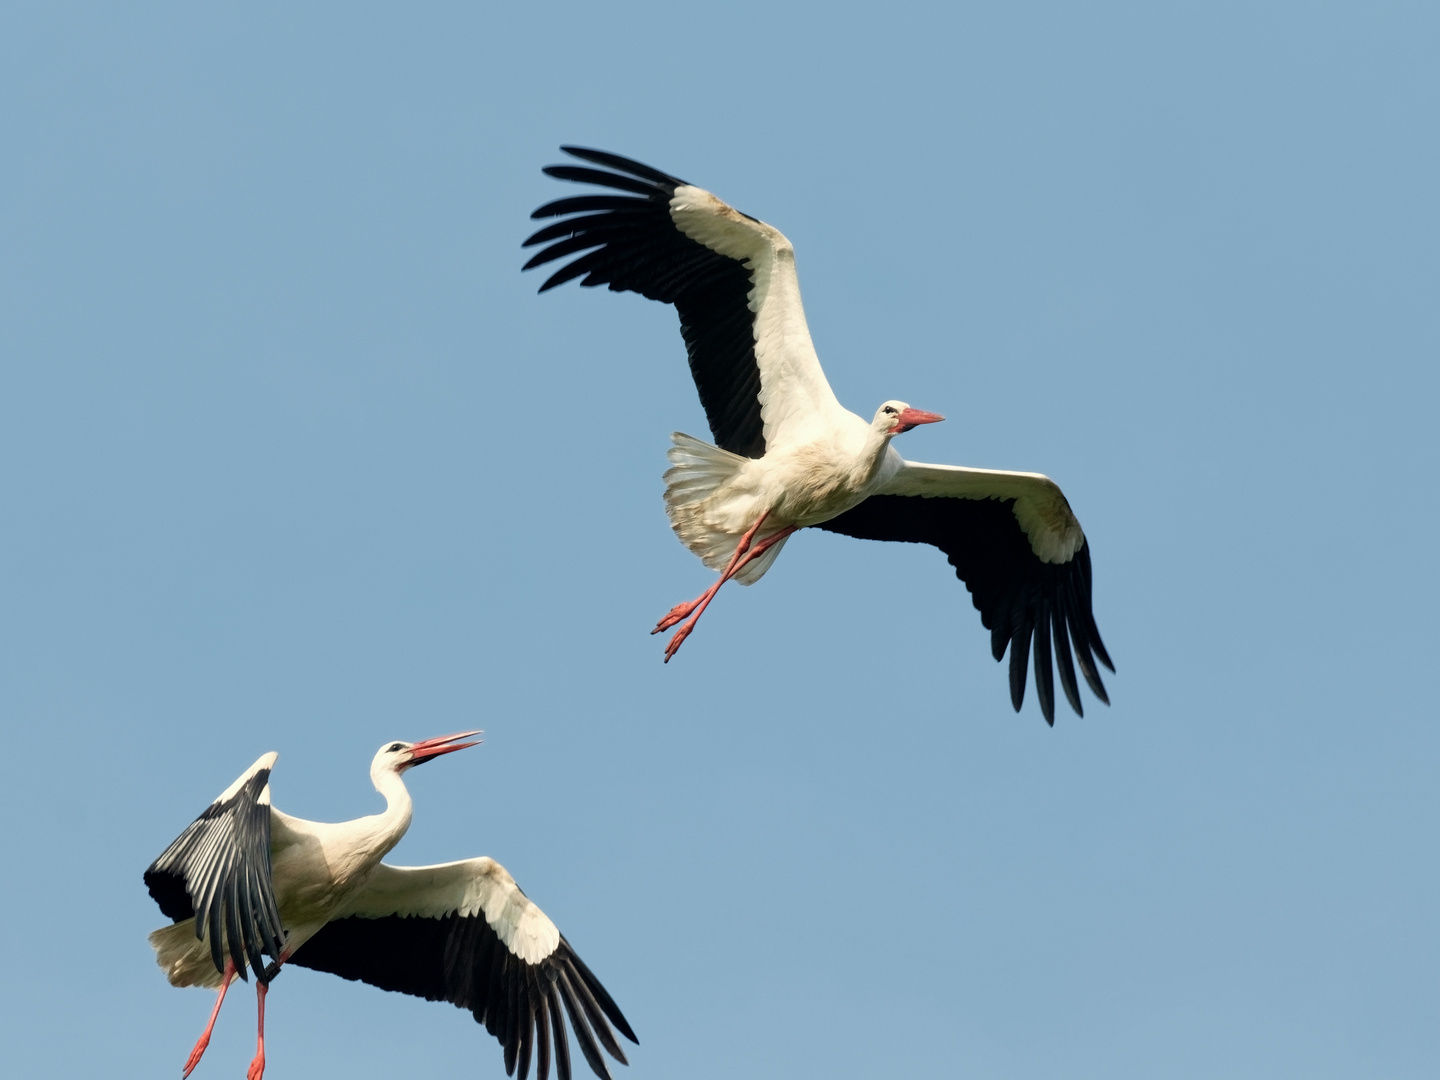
[524,147,847,458]
[143,753,286,983]
[817,462,1114,723]
[290,858,636,1080]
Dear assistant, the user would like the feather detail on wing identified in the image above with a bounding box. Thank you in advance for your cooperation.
[881,462,1086,564]
[817,461,1114,724]
[346,859,561,963]
[289,859,636,1080]
[524,147,847,458]
[144,753,286,983]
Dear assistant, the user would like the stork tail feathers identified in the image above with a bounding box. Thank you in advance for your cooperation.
[662,434,756,577]
[150,921,230,989]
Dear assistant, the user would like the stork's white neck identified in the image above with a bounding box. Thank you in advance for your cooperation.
[352,760,415,862]
[857,427,899,487]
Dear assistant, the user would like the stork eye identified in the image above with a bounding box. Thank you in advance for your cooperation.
[883,406,897,415]
[388,743,404,752]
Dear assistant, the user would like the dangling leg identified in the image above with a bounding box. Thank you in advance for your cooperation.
[246,980,269,1080]
[653,513,772,635]
[183,962,235,1078]
[662,523,797,662]
[245,949,290,1080]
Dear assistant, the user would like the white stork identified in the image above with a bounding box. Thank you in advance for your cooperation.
[145,733,636,1080]
[523,148,1114,724]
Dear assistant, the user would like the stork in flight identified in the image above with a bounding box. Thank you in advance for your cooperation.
[523,148,1113,724]
[145,733,636,1080]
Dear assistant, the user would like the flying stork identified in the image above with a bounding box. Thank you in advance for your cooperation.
[522,147,1114,724]
[145,733,636,1080]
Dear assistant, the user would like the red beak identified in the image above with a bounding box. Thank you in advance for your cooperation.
[406,730,483,766]
[893,408,945,434]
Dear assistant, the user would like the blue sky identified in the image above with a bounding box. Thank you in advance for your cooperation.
[2,2,1437,1078]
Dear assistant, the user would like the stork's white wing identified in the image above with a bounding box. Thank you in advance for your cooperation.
[346,858,560,964]
[881,460,1086,564]
[525,148,850,457]
[666,182,849,449]
[290,859,636,1080]
[817,459,1112,723]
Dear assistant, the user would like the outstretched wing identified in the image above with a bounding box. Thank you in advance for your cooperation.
[290,858,637,1080]
[144,753,286,983]
[524,146,849,458]
[817,461,1114,724]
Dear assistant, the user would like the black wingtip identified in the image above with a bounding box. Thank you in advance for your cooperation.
[562,945,638,1046]
[1092,632,1115,674]
[991,623,1010,663]
[535,993,553,1080]
[1051,614,1084,718]
[559,146,685,188]
[517,998,536,1080]
[1008,622,1031,713]
[1033,608,1056,725]
[541,165,662,199]
[555,969,611,1080]
[548,983,572,1080]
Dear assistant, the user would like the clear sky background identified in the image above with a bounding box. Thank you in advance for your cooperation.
[2,3,1436,1078]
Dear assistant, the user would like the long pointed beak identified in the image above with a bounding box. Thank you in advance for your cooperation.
[407,730,483,766]
[893,408,945,434]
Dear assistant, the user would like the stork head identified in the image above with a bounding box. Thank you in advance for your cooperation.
[374,730,483,774]
[873,400,945,437]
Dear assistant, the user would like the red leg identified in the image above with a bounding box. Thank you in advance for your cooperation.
[183,962,235,1078]
[653,513,771,635]
[246,981,268,1080]
[662,523,797,662]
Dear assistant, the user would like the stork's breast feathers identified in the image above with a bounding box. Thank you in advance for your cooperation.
[781,441,874,523]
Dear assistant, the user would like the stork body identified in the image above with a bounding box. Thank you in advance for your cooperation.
[524,148,1114,723]
[653,404,943,657]
[146,735,636,1080]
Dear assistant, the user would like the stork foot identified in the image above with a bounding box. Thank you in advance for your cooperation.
[652,600,699,635]
[246,1048,266,1080]
[663,621,696,663]
[181,1035,210,1078]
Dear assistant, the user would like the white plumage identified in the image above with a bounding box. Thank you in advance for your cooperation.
[145,734,635,1080]
[525,148,1114,723]
[349,859,562,965]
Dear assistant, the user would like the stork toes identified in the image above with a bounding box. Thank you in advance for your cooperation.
[656,521,798,662]
[182,1022,216,1077]
[663,621,697,662]
[181,1035,210,1078]
[652,600,699,634]
[655,516,767,636]
[246,1049,266,1080]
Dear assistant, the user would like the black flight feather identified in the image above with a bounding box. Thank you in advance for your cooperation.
[289,913,634,1080]
[525,147,768,458]
[816,493,1112,723]
[144,764,285,984]
[550,981,573,1080]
